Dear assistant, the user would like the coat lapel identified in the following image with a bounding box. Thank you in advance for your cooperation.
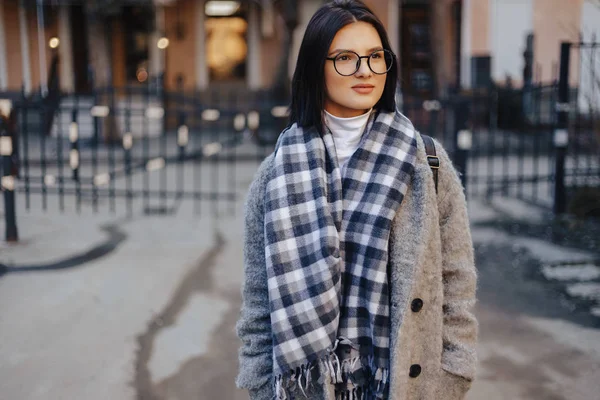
[387,138,433,397]
[388,168,430,341]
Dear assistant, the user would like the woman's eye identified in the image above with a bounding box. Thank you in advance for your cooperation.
[371,53,382,59]
[337,55,350,61]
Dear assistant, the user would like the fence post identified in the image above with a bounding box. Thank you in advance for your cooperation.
[453,97,471,191]
[0,100,18,242]
[554,42,571,215]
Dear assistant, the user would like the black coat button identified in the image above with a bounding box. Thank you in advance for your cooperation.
[409,364,421,378]
[411,298,424,312]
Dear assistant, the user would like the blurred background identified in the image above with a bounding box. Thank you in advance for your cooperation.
[0,0,599,399]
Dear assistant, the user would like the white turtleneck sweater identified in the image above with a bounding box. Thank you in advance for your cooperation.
[324,109,373,168]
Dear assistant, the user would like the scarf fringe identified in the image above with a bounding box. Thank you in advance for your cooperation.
[274,353,389,399]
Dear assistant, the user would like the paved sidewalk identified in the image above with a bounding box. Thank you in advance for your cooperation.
[467,197,600,400]
[1,187,599,399]
[0,200,225,399]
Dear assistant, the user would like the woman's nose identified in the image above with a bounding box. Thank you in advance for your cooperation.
[354,59,372,78]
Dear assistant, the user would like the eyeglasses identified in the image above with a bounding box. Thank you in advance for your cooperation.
[326,49,395,76]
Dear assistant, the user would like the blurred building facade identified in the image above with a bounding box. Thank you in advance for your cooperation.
[464,0,600,89]
[0,0,459,98]
[0,0,598,97]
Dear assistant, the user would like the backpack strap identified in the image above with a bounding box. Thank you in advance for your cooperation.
[421,134,439,193]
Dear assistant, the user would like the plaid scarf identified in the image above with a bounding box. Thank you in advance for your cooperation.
[264,110,417,399]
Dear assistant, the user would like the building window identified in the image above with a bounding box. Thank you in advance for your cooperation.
[409,23,431,60]
[411,69,433,92]
[123,6,153,84]
[205,2,247,82]
[401,4,434,96]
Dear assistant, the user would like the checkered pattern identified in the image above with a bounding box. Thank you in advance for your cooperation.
[264,110,417,390]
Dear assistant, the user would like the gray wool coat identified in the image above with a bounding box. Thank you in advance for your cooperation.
[235,132,478,400]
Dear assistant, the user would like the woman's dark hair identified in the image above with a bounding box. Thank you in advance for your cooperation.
[289,0,398,134]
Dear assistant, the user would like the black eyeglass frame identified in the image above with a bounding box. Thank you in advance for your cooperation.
[325,49,395,76]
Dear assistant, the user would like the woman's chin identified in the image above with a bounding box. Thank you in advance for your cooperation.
[350,97,378,110]
[343,101,377,114]
[325,96,378,117]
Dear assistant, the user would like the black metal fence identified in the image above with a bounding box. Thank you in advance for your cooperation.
[0,84,285,241]
[559,41,600,215]
[459,85,561,209]
[2,41,599,242]
[403,85,560,208]
[401,41,599,217]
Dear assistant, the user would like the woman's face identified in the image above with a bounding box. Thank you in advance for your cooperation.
[324,21,387,118]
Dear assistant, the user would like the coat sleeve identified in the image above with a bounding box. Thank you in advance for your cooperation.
[433,140,479,385]
[235,155,275,400]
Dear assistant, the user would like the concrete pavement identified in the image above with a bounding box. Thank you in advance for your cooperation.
[1,170,600,399]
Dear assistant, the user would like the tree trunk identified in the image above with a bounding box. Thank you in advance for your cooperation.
[430,0,450,98]
[85,4,120,143]
[271,0,298,102]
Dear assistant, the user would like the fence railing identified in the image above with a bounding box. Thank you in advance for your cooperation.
[2,42,599,241]
[402,78,598,214]
[1,86,286,241]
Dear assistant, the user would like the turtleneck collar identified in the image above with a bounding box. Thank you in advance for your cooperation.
[324,109,373,138]
[323,108,374,168]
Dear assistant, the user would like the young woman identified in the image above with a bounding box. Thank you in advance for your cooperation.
[236,1,478,399]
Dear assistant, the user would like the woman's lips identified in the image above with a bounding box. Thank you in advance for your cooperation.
[352,85,375,94]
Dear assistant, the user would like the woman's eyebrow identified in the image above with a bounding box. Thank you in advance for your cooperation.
[327,46,384,56]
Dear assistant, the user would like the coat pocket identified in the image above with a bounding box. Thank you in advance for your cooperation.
[434,369,472,400]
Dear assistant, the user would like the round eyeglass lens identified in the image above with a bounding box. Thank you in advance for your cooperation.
[368,50,394,74]
[333,52,360,76]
